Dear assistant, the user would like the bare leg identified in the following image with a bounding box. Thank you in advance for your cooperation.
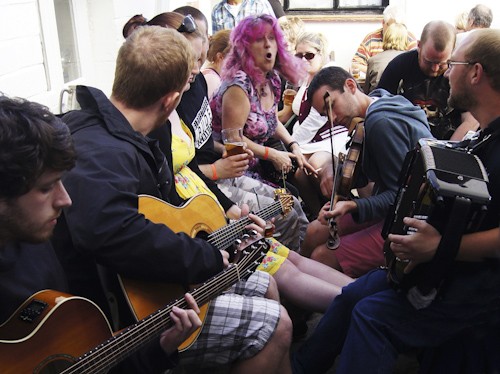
[287,250,353,287]
[300,219,330,257]
[310,242,343,272]
[230,306,292,374]
[292,168,323,218]
[273,259,343,312]
[265,272,280,301]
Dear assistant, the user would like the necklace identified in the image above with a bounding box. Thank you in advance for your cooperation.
[259,82,269,97]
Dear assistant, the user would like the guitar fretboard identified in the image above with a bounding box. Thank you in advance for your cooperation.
[63,240,267,374]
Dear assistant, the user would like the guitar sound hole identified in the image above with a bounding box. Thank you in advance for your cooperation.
[36,355,75,374]
[195,231,209,241]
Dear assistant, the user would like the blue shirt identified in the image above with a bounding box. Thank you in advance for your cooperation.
[211,0,275,34]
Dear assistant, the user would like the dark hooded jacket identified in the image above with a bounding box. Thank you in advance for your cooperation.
[354,88,432,223]
[53,86,224,326]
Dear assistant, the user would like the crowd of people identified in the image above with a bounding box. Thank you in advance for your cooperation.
[1,1,499,373]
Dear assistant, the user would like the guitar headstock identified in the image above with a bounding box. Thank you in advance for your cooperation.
[274,188,293,216]
[235,235,269,272]
[227,231,263,263]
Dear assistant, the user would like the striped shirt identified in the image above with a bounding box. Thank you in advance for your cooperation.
[352,27,418,68]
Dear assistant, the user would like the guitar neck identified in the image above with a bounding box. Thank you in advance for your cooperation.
[68,240,266,373]
[207,200,282,250]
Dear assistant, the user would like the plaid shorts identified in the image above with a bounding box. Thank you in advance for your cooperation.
[178,270,281,369]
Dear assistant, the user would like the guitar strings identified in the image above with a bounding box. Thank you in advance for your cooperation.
[63,242,266,374]
[207,201,284,249]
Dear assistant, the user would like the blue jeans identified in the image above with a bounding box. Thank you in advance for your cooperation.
[292,268,500,374]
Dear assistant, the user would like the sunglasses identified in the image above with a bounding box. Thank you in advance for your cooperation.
[177,14,197,34]
[295,52,316,61]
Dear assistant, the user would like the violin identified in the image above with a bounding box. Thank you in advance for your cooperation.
[326,119,364,249]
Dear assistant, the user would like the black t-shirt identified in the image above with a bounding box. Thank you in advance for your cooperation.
[177,74,220,165]
[378,49,461,140]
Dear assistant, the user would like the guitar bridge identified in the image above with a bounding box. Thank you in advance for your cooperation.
[19,299,48,323]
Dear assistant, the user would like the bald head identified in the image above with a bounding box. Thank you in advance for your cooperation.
[420,20,456,52]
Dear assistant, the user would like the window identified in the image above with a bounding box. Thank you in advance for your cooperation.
[284,0,388,14]
[54,0,81,83]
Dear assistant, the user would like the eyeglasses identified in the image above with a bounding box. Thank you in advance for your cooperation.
[422,56,448,68]
[295,52,316,61]
[446,60,476,69]
[177,14,197,34]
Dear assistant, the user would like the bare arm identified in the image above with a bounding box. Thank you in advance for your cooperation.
[449,111,480,141]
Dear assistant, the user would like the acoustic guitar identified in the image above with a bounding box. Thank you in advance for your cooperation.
[119,191,293,351]
[0,237,268,373]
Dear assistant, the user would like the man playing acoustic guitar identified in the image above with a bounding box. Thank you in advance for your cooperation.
[0,94,202,372]
[52,26,295,373]
[300,66,432,278]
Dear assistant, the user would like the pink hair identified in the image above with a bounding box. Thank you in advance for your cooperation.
[222,14,306,87]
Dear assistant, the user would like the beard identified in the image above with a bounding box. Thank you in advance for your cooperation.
[448,86,477,112]
[0,204,54,244]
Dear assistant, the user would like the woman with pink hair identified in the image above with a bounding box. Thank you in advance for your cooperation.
[210,14,316,187]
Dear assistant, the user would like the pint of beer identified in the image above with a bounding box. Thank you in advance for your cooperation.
[221,128,245,156]
[283,81,297,106]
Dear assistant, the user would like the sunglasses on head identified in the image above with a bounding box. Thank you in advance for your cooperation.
[177,14,197,34]
[295,52,316,61]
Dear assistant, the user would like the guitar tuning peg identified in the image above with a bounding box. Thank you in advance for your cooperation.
[241,233,250,240]
[249,229,258,237]
[235,238,242,246]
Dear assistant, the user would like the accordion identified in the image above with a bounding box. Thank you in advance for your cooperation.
[382,138,490,308]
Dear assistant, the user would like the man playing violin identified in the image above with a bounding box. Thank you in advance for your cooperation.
[300,66,431,278]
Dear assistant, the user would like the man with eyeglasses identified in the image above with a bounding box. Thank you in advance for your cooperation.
[292,29,500,374]
[378,20,479,141]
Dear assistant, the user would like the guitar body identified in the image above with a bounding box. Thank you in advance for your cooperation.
[120,194,227,351]
[139,194,227,238]
[0,290,112,374]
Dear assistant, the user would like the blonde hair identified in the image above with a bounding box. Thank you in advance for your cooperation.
[278,16,305,51]
[455,10,469,32]
[383,23,408,51]
[295,31,330,66]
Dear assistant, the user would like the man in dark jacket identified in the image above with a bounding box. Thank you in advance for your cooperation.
[300,66,432,278]
[54,26,293,373]
[0,94,201,373]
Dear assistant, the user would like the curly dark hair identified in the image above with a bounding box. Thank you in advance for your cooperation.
[0,94,76,198]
